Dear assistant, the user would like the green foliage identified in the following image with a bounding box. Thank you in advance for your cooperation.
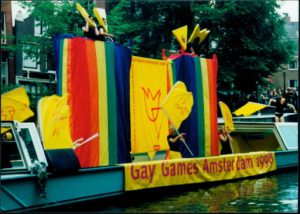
[6,0,295,106]
[9,0,88,72]
[192,0,295,94]
[108,0,295,94]
[108,0,202,58]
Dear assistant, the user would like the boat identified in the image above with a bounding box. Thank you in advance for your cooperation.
[1,28,298,212]
[1,119,297,212]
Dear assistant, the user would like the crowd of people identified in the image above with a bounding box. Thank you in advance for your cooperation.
[258,87,298,108]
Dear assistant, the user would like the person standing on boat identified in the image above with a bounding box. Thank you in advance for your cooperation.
[219,126,233,155]
[268,94,297,122]
[82,17,100,40]
[166,127,186,159]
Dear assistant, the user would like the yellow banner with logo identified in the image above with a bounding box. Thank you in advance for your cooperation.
[38,95,73,149]
[130,56,172,154]
[122,151,276,191]
[1,87,34,133]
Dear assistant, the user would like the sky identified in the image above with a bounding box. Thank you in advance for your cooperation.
[276,0,299,22]
[11,0,299,26]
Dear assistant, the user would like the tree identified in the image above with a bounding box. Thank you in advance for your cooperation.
[108,0,295,100]
[191,0,295,95]
[12,0,90,73]
[108,0,205,58]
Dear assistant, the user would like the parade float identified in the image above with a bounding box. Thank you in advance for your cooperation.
[1,4,298,212]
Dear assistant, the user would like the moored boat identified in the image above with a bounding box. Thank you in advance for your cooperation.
[1,120,297,212]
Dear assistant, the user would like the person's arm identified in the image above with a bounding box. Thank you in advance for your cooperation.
[287,103,297,113]
[82,21,89,32]
[268,98,276,106]
[99,27,114,37]
[169,133,185,143]
[219,133,228,142]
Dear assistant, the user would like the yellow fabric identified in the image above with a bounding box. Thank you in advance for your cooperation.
[172,25,188,49]
[200,58,211,156]
[93,8,108,33]
[188,24,201,44]
[130,56,171,153]
[95,41,109,165]
[62,39,69,96]
[169,151,182,159]
[233,102,268,116]
[219,101,235,131]
[160,81,194,130]
[76,3,97,28]
[200,29,210,43]
[1,87,34,134]
[122,151,277,191]
[38,95,73,149]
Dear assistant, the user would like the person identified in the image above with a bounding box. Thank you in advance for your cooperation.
[98,18,114,41]
[185,37,200,56]
[167,127,186,159]
[82,17,100,40]
[269,94,297,122]
[219,126,233,155]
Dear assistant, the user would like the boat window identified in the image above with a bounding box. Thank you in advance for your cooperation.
[17,122,48,167]
[275,123,298,150]
[19,128,39,164]
[1,124,27,171]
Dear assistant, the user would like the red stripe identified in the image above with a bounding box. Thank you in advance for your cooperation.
[68,38,94,167]
[212,54,219,154]
[206,59,219,155]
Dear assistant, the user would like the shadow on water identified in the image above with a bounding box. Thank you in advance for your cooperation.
[38,170,298,213]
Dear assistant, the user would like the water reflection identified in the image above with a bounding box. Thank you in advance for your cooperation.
[113,171,297,213]
[43,171,298,213]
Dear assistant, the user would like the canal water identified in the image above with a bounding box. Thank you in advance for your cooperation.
[42,170,298,213]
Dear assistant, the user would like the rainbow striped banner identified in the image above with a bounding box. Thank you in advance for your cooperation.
[55,36,132,167]
[171,54,219,157]
[54,35,219,167]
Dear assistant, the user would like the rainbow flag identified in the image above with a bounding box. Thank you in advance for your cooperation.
[55,36,132,167]
[171,54,219,157]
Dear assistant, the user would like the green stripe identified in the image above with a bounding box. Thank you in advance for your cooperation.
[194,58,205,157]
[58,39,64,95]
[105,42,118,164]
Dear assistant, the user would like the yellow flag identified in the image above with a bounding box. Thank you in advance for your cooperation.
[200,28,210,43]
[160,81,194,130]
[188,24,201,44]
[233,102,268,116]
[219,101,235,131]
[1,87,34,125]
[172,25,188,50]
[93,8,108,33]
[76,3,97,28]
[38,95,73,149]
